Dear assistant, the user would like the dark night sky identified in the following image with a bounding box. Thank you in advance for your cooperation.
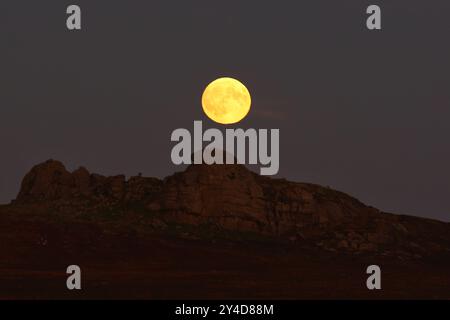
[1,1,449,221]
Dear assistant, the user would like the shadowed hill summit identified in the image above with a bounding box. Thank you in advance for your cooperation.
[11,159,450,258]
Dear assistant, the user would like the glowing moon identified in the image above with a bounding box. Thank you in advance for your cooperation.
[201,77,251,124]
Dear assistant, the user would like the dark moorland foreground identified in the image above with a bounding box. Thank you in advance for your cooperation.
[1,160,449,299]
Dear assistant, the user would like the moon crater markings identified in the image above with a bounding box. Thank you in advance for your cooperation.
[202,77,251,124]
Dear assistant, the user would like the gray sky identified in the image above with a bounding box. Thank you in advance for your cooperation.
[1,1,449,221]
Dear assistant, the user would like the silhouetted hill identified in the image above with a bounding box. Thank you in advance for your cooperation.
[2,159,450,299]
[10,159,450,259]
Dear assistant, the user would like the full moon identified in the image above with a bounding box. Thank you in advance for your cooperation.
[201,77,252,124]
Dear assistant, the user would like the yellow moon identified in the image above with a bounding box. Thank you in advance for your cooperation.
[201,77,251,124]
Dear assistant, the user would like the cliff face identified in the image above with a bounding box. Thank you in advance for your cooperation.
[13,160,450,257]
[16,160,162,204]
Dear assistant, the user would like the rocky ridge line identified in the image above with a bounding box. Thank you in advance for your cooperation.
[13,159,450,258]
